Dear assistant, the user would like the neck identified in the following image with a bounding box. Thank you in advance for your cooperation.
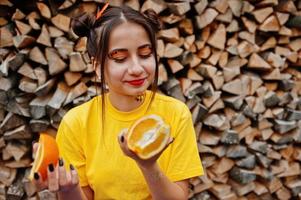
[108,92,145,112]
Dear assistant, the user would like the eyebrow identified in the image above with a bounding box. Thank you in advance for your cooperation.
[109,44,152,53]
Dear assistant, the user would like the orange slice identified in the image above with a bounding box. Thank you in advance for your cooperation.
[29,133,59,181]
[127,114,170,159]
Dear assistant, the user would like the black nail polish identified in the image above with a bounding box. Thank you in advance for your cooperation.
[48,163,54,172]
[34,172,39,180]
[70,164,75,170]
[121,135,124,142]
[59,158,64,167]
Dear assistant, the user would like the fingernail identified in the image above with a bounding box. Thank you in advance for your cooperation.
[48,163,54,172]
[70,164,75,170]
[34,172,39,180]
[121,135,124,142]
[59,158,64,167]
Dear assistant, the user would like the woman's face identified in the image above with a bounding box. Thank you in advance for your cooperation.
[103,21,156,98]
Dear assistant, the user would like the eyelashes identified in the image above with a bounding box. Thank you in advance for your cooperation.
[108,46,153,63]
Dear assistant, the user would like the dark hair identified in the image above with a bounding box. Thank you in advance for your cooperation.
[71,5,162,132]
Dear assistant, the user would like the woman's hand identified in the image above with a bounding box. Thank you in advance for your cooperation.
[117,130,174,169]
[31,143,79,193]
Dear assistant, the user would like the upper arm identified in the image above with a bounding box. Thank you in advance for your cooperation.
[82,186,94,200]
[175,180,189,199]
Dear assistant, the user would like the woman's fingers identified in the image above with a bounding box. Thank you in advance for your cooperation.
[32,142,39,159]
[47,163,59,192]
[70,164,79,186]
[58,158,69,188]
[32,172,47,191]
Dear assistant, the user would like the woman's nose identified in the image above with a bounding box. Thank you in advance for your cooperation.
[128,57,144,75]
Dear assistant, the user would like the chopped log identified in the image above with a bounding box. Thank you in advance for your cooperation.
[203,114,229,131]
[230,167,257,184]
[34,67,47,86]
[167,2,190,16]
[220,129,239,144]
[199,129,220,146]
[29,47,47,65]
[45,47,67,75]
[3,125,32,140]
[35,78,57,97]
[195,8,218,29]
[47,82,70,115]
[64,82,88,105]
[30,94,52,119]
[15,20,32,35]
[228,0,242,17]
[226,19,240,32]
[37,2,51,19]
[5,158,32,168]
[179,18,193,35]
[277,0,297,13]
[237,41,257,58]
[207,24,226,50]
[30,119,50,132]
[17,63,37,80]
[13,35,35,49]
[194,0,208,15]
[12,9,25,20]
[167,59,183,74]
[252,7,273,23]
[158,28,179,42]
[273,119,297,134]
[222,78,243,95]
[51,14,70,32]
[216,8,233,23]
[288,38,301,52]
[163,43,183,58]
[27,11,41,30]
[238,31,255,44]
[5,142,29,161]
[0,165,17,186]
[241,17,257,33]
[259,15,280,32]
[242,1,254,14]
[0,112,26,133]
[37,25,51,47]
[54,37,74,59]
[49,26,64,37]
[248,53,272,70]
[19,77,38,93]
[141,0,166,14]
[236,155,256,169]
[260,37,277,51]
[69,52,87,72]
[0,26,14,48]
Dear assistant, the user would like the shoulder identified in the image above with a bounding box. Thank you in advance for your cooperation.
[61,96,99,125]
[152,92,190,118]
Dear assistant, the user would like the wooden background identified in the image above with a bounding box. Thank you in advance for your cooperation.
[0,0,301,199]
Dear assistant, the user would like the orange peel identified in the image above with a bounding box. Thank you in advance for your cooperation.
[126,114,170,159]
[29,133,59,181]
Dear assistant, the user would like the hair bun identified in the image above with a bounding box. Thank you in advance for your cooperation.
[71,13,95,38]
[143,9,162,32]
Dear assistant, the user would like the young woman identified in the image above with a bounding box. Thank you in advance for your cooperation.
[32,4,203,200]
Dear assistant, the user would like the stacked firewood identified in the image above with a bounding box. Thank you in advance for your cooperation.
[0,0,301,199]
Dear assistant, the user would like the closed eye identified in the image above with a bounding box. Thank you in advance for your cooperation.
[108,50,128,63]
[138,45,153,58]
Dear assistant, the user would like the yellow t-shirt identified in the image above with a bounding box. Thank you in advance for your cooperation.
[56,90,203,200]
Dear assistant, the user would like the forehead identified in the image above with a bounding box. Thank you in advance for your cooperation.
[108,22,151,50]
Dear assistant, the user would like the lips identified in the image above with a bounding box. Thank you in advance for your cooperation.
[126,78,146,86]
